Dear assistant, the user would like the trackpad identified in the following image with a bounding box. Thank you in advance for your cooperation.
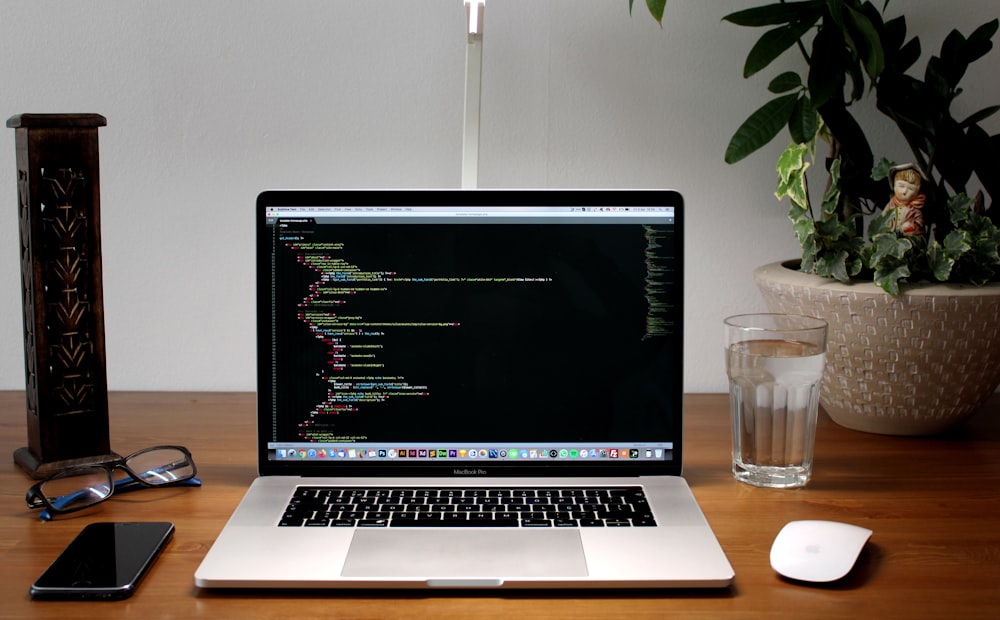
[341,529,588,578]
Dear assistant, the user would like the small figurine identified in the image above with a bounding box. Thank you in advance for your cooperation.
[883,164,927,236]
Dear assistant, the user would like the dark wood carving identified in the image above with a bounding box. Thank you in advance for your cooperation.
[7,114,117,479]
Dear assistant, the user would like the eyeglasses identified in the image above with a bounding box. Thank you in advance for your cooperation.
[26,445,199,521]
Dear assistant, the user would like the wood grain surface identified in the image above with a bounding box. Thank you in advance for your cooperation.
[2,391,998,619]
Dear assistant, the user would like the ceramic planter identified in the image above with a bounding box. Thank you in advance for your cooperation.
[753,261,1000,435]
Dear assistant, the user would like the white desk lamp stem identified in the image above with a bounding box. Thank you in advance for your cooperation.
[462,0,485,189]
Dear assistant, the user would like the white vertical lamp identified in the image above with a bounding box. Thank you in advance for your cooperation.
[462,0,485,189]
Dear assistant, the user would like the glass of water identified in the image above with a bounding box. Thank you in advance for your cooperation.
[725,314,828,488]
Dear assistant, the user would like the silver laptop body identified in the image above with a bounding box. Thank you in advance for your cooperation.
[194,190,734,589]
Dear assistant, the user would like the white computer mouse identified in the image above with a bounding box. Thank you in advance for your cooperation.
[770,520,873,583]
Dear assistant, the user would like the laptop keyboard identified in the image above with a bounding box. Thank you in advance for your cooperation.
[279,487,657,528]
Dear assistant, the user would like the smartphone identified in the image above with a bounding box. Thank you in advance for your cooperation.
[30,522,174,600]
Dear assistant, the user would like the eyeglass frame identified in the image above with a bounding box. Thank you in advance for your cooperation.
[25,445,198,518]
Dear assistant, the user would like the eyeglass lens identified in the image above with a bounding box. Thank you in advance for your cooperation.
[39,467,114,512]
[126,447,195,484]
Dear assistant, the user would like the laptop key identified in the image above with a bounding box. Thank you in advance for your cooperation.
[492,516,520,527]
[416,514,443,523]
[390,515,518,527]
[451,517,517,527]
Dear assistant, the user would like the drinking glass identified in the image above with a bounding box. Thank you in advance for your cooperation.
[725,314,828,488]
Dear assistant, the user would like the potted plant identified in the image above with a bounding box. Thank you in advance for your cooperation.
[636,1,1000,435]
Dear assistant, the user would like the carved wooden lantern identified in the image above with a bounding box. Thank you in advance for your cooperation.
[7,113,117,479]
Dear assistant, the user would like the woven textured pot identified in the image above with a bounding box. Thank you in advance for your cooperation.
[754,261,1000,435]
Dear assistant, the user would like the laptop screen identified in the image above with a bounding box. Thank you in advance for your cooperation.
[257,191,684,477]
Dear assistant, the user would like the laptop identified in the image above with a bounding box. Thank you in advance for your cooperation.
[194,189,734,589]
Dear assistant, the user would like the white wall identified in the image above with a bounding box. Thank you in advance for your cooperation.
[1,0,998,393]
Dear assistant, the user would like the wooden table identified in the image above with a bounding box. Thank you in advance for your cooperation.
[2,391,998,619]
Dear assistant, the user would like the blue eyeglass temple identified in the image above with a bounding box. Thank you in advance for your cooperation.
[39,475,202,521]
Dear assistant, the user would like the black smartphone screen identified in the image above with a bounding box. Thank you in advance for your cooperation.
[30,522,174,600]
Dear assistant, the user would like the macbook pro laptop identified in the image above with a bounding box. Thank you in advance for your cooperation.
[194,189,734,589]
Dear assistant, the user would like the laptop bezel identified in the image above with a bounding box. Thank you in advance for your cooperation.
[255,189,685,478]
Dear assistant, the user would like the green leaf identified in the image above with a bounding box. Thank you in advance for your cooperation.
[848,255,864,277]
[793,215,817,244]
[768,71,803,93]
[816,216,851,241]
[963,263,997,287]
[896,36,922,74]
[871,157,895,182]
[943,229,973,258]
[948,193,977,226]
[777,172,809,210]
[938,30,971,89]
[820,158,842,216]
[645,0,666,24]
[723,1,823,27]
[808,26,846,107]
[927,241,955,281]
[726,94,798,164]
[800,248,817,273]
[846,5,885,78]
[872,233,913,263]
[976,227,1000,263]
[845,62,866,102]
[777,176,809,210]
[744,20,817,78]
[963,19,998,64]
[867,209,895,237]
[777,142,808,184]
[816,250,851,282]
[961,105,1000,128]
[874,263,910,295]
[826,0,846,29]
[969,18,1000,42]
[630,0,666,25]
[788,96,819,144]
[924,56,952,99]
[776,142,811,207]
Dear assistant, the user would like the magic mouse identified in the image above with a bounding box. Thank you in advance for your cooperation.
[770,520,872,582]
